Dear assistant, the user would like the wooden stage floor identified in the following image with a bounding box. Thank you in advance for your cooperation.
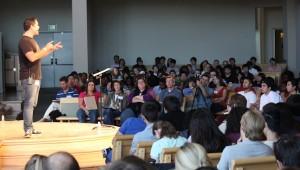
[0,121,119,169]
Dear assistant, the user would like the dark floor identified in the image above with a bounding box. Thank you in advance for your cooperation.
[1,87,59,121]
[33,88,59,121]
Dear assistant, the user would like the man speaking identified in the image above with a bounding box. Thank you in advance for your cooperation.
[19,17,63,138]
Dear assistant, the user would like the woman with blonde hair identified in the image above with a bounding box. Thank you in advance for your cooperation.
[175,143,211,170]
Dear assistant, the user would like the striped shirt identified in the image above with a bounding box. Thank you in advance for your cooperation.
[55,88,79,100]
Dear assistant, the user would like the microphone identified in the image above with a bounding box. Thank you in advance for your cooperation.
[93,68,112,77]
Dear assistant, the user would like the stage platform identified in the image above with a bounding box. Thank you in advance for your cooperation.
[0,121,119,170]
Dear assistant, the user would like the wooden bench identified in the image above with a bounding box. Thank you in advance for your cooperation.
[159,147,179,163]
[135,141,153,161]
[112,135,134,161]
[208,152,222,167]
[231,156,277,170]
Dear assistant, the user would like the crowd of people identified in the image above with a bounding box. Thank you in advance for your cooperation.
[34,55,300,170]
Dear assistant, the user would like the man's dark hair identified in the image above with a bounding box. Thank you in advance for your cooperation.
[250,56,257,62]
[59,76,68,83]
[229,57,236,63]
[261,77,275,90]
[25,154,47,170]
[274,135,300,168]
[141,101,161,123]
[163,96,180,112]
[45,151,80,170]
[23,17,37,31]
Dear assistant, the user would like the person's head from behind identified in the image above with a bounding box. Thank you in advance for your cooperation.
[45,151,79,170]
[175,143,211,170]
[25,154,47,170]
[23,17,39,36]
[59,76,68,90]
[141,101,161,124]
[189,108,226,152]
[274,135,300,169]
[263,103,296,136]
[227,94,247,112]
[153,121,177,139]
[163,96,180,113]
[240,110,265,141]
[226,94,247,135]
[108,155,154,170]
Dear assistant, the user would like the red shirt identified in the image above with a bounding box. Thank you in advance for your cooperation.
[79,91,101,107]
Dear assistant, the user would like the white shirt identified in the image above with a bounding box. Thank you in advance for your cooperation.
[259,91,282,111]
[238,90,257,108]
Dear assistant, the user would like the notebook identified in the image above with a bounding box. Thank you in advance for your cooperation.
[84,96,98,110]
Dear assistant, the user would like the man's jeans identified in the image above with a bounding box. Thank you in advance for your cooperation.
[22,79,40,132]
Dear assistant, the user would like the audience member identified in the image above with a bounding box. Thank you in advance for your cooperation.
[175,143,211,170]
[131,101,161,153]
[218,94,247,144]
[76,80,101,123]
[259,77,282,111]
[25,154,47,170]
[274,135,300,169]
[121,76,154,124]
[103,81,128,125]
[41,76,78,121]
[150,121,187,162]
[238,78,256,108]
[217,110,273,170]
[158,76,182,103]
[45,151,80,170]
[189,108,228,153]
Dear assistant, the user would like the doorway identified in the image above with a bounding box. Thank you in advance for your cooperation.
[274,29,284,63]
[35,32,73,88]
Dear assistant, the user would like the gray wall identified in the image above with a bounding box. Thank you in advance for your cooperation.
[88,0,282,70]
[0,0,72,53]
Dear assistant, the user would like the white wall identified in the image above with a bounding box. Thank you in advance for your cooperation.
[88,0,282,70]
[264,7,283,61]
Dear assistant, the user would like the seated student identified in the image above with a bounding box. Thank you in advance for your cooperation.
[217,110,273,170]
[159,96,186,132]
[211,76,228,114]
[121,76,154,124]
[45,151,80,170]
[238,78,256,108]
[103,81,128,125]
[223,65,238,84]
[274,135,300,170]
[218,94,248,144]
[259,77,282,111]
[281,79,298,102]
[76,80,101,123]
[189,108,228,153]
[157,76,182,104]
[262,103,298,149]
[194,73,213,110]
[175,143,212,170]
[131,101,160,154]
[153,77,166,99]
[241,64,254,81]
[150,121,187,163]
[67,73,81,94]
[41,76,79,121]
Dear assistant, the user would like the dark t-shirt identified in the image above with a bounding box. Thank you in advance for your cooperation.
[19,36,41,80]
